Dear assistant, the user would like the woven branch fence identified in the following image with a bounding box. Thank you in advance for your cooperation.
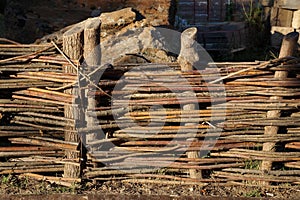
[0,19,299,188]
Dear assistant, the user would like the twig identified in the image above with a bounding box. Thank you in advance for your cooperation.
[0,38,21,45]
[0,45,53,63]
[51,41,111,97]
[209,57,292,83]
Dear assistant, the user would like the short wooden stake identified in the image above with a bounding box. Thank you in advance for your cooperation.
[178,27,202,179]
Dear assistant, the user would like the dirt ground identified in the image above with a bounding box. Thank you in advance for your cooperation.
[0,175,299,199]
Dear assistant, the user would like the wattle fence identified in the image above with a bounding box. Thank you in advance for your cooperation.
[0,19,299,188]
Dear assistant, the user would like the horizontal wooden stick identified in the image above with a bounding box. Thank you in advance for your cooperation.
[0,166,64,175]
[18,112,74,122]
[0,151,63,157]
[14,90,73,103]
[9,137,78,150]
[11,120,70,132]
[20,173,81,183]
[12,95,71,106]
[13,116,71,127]
[121,178,208,186]
[214,171,300,183]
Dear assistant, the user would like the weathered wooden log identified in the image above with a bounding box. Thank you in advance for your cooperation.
[62,23,84,178]
[261,32,299,182]
[83,18,101,149]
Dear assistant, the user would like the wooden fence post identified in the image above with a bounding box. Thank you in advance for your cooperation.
[83,18,101,150]
[62,25,84,178]
[178,27,202,179]
[261,32,299,183]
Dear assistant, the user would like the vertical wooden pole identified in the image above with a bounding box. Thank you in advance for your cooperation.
[83,18,101,150]
[178,27,202,179]
[62,25,84,178]
[261,32,299,183]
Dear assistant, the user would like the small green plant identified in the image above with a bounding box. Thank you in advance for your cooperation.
[19,176,29,189]
[243,0,266,44]
[242,0,263,26]
[34,181,49,194]
[54,183,79,194]
[245,159,260,170]
[156,168,168,175]
[244,189,262,197]
[1,174,12,184]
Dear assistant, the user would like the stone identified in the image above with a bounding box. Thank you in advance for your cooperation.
[3,0,176,43]
[271,6,295,27]
[36,7,139,44]
[100,26,180,65]
[76,0,176,26]
[276,0,300,10]
[100,8,136,29]
[292,10,300,29]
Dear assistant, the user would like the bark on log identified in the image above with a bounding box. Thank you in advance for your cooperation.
[62,23,84,178]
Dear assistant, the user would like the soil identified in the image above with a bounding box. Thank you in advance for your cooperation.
[0,175,299,199]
